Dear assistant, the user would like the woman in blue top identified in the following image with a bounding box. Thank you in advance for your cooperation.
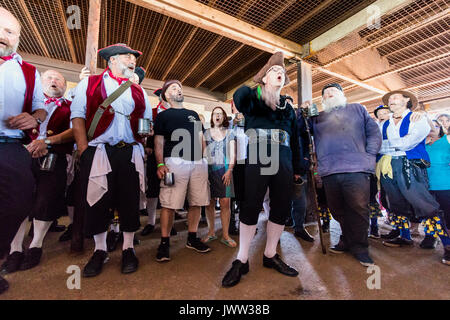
[424,120,450,258]
[202,107,237,248]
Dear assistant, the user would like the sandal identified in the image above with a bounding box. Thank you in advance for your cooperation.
[202,235,217,243]
[221,238,237,248]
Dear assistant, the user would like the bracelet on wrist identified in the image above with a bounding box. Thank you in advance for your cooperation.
[157,163,165,168]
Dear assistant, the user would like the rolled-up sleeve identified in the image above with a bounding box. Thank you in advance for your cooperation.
[389,117,430,151]
[70,78,89,120]
[31,70,45,112]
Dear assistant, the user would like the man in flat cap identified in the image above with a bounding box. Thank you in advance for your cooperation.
[153,80,211,262]
[301,83,382,267]
[377,90,450,265]
[222,52,303,287]
[70,43,152,277]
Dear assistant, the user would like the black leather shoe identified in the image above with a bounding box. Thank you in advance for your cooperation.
[294,228,314,242]
[222,259,249,287]
[420,235,437,249]
[380,229,400,240]
[1,252,24,275]
[141,224,155,236]
[0,275,8,295]
[383,237,414,247]
[83,250,109,277]
[106,230,121,252]
[19,247,42,271]
[263,254,298,277]
[121,248,139,274]
[49,220,66,233]
[59,224,73,242]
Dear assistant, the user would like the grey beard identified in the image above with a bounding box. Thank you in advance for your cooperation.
[174,95,184,103]
[0,41,18,57]
[262,86,280,109]
[322,95,347,113]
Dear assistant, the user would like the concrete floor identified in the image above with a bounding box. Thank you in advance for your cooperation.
[1,212,449,300]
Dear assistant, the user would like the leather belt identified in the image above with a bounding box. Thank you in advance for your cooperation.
[110,141,138,149]
[0,136,22,144]
[247,129,290,147]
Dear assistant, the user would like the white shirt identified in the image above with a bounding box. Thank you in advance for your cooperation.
[70,72,152,146]
[0,53,45,138]
[38,97,67,140]
[379,109,431,157]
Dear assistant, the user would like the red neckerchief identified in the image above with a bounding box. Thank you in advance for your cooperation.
[156,102,167,113]
[0,54,15,61]
[108,70,128,85]
[44,94,63,107]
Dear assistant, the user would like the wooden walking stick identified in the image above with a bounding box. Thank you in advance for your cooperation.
[301,109,327,254]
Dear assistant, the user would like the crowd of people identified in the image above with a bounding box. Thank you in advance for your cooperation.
[0,6,449,296]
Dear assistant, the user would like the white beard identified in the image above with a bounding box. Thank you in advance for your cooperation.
[0,41,19,57]
[322,92,347,113]
[118,61,134,78]
[261,86,281,110]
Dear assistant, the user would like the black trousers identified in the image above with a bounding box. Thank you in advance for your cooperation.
[146,151,160,198]
[381,158,440,219]
[322,172,371,255]
[240,145,293,226]
[431,190,450,229]
[79,145,141,237]
[0,143,35,250]
[232,163,246,201]
[369,174,378,205]
[30,153,68,221]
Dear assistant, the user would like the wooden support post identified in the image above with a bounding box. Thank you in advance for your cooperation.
[71,0,101,253]
[84,0,101,73]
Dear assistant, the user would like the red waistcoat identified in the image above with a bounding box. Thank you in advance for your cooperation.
[19,61,38,143]
[85,75,146,142]
[44,99,73,154]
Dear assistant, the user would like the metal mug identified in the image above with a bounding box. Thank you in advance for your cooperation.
[308,103,319,117]
[40,153,58,172]
[138,118,151,135]
[164,172,175,186]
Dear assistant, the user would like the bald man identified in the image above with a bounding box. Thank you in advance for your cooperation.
[1,69,74,275]
[0,7,47,294]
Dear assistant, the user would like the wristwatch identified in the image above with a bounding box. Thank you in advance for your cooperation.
[36,118,43,125]
[44,139,51,147]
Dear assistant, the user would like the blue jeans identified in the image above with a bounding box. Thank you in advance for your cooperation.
[291,175,307,232]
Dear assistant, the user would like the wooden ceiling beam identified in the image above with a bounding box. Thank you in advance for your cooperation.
[17,0,51,58]
[210,51,265,91]
[144,15,169,76]
[55,0,78,63]
[281,0,335,37]
[260,0,297,29]
[127,4,138,46]
[180,35,222,83]
[194,43,245,88]
[161,26,198,80]
[126,0,302,58]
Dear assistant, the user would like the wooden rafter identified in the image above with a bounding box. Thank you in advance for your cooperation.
[260,0,297,29]
[180,35,222,83]
[127,4,138,45]
[55,0,78,63]
[195,43,245,88]
[17,0,51,58]
[144,16,169,76]
[161,26,198,81]
[210,51,265,91]
[281,0,335,37]
[236,0,258,19]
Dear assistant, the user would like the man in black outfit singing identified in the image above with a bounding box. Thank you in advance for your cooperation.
[222,52,303,287]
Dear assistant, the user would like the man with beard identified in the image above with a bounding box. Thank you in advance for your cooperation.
[301,83,382,267]
[71,44,152,277]
[1,70,74,274]
[0,7,46,294]
[154,80,211,262]
[377,90,450,265]
[222,52,302,287]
